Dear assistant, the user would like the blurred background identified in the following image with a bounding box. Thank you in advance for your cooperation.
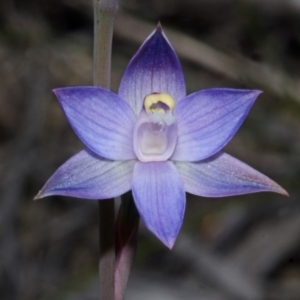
[0,0,300,299]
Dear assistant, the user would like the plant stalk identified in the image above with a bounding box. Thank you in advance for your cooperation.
[93,0,118,299]
[93,0,118,87]
[115,192,140,300]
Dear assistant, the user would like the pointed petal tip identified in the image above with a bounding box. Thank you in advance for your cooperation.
[156,22,162,32]
[165,239,175,250]
[52,88,62,95]
[238,89,262,100]
[33,191,44,201]
[282,190,289,197]
[253,89,263,98]
[267,177,288,196]
[52,87,70,98]
[157,235,176,249]
[256,178,288,197]
[274,185,289,197]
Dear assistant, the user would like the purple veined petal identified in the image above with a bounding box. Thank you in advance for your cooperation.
[119,25,186,116]
[35,150,136,200]
[132,161,186,248]
[54,86,136,160]
[172,89,261,162]
[175,152,288,197]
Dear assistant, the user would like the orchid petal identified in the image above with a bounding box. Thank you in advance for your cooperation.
[132,161,185,248]
[119,26,186,116]
[172,89,261,161]
[175,152,288,197]
[54,87,136,160]
[35,150,136,199]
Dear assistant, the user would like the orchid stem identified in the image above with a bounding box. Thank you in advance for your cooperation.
[93,0,118,87]
[93,0,118,299]
[115,192,139,300]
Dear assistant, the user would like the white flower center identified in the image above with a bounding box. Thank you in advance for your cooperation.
[133,93,178,162]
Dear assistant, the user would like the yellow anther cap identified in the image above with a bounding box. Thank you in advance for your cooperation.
[144,93,175,114]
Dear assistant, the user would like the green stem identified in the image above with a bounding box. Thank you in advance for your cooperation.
[93,0,118,299]
[93,0,118,88]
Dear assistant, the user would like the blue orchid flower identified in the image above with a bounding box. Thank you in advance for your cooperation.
[36,26,287,248]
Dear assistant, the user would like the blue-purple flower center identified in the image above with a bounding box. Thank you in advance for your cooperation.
[133,93,178,162]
